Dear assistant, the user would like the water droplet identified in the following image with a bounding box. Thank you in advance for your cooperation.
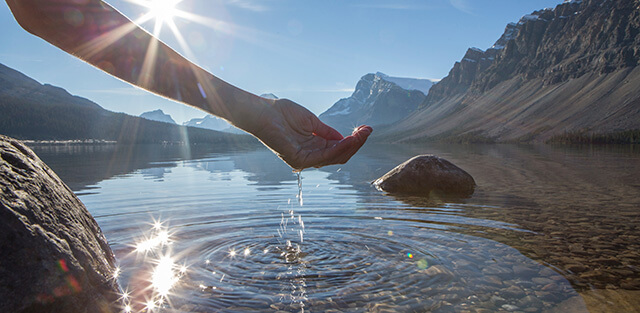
[296,172,303,206]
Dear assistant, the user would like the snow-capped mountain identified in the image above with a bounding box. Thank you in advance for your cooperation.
[319,72,434,134]
[139,109,176,124]
[183,115,231,132]
[184,93,278,133]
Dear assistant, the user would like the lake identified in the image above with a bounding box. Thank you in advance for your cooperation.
[31,143,640,312]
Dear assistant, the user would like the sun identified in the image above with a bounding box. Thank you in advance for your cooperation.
[147,0,181,24]
[127,0,185,36]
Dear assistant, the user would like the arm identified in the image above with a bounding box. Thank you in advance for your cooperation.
[5,0,371,170]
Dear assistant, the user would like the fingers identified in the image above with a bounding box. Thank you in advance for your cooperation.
[286,124,371,170]
[311,119,344,141]
[314,125,372,168]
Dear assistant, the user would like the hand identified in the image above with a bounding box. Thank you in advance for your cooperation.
[251,99,372,170]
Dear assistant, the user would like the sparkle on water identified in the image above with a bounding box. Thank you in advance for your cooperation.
[114,219,189,312]
[152,256,178,297]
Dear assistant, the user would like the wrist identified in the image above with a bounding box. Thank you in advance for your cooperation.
[228,94,276,136]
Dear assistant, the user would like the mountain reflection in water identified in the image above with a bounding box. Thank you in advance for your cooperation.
[31,143,640,312]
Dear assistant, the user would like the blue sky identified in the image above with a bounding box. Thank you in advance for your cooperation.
[0,0,562,124]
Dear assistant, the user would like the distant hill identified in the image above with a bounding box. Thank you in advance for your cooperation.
[319,72,433,135]
[140,109,177,124]
[378,0,640,143]
[183,93,279,134]
[0,63,258,145]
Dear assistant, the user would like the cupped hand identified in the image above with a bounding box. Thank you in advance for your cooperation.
[251,99,372,170]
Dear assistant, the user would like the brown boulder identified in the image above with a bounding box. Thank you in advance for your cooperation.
[0,135,120,312]
[373,155,475,196]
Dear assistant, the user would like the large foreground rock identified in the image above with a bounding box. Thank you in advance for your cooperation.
[0,135,120,312]
[373,155,475,196]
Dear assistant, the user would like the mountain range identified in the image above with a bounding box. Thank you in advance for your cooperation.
[182,114,230,132]
[323,0,640,143]
[182,93,278,134]
[0,63,257,145]
[320,72,435,134]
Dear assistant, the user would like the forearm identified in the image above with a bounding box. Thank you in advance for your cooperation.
[5,0,270,133]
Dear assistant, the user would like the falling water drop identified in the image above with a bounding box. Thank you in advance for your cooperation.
[296,172,303,206]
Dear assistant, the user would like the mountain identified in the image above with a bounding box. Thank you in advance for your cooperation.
[319,72,434,134]
[379,0,640,143]
[0,63,257,145]
[140,109,176,124]
[183,93,279,134]
[183,114,232,132]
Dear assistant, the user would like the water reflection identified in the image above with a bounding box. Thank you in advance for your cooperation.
[29,143,257,191]
[140,167,172,181]
[32,143,640,312]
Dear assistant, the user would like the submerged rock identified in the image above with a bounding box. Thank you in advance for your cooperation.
[0,135,120,312]
[372,155,475,196]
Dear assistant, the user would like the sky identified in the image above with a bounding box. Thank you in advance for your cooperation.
[0,0,563,124]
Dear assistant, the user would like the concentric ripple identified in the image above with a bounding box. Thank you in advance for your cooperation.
[164,207,580,312]
[71,154,586,312]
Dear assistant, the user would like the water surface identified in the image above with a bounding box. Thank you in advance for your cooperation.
[33,143,640,312]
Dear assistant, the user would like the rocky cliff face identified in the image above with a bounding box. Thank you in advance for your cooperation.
[468,0,640,92]
[382,0,640,143]
[320,73,430,135]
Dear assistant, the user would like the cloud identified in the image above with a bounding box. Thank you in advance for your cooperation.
[449,0,474,14]
[226,0,270,12]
